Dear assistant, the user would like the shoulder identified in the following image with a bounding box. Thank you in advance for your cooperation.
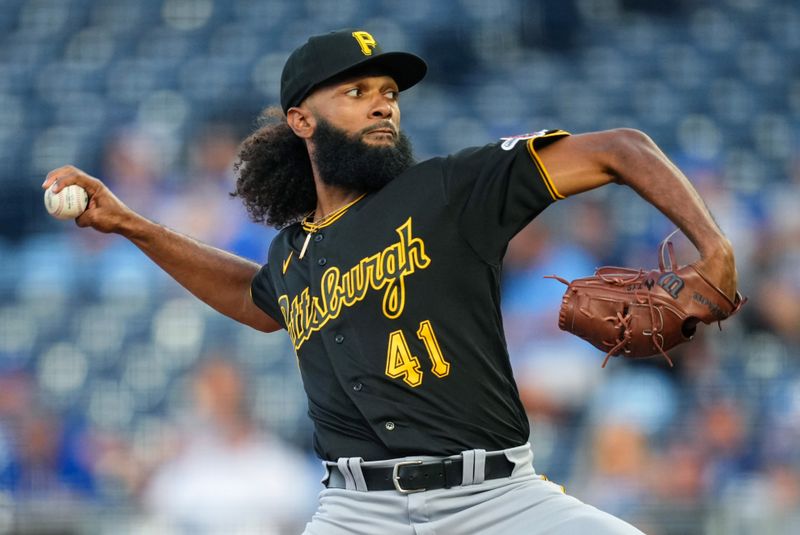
[443,129,571,166]
[271,223,301,244]
[404,155,448,175]
[378,157,448,192]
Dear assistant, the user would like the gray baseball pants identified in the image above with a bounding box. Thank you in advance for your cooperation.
[303,443,645,535]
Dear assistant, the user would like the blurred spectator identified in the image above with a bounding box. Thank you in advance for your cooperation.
[0,373,94,500]
[140,357,317,534]
[0,372,95,534]
[502,219,599,346]
[501,220,605,478]
[574,422,652,521]
[102,127,171,216]
[650,442,706,506]
[752,278,800,344]
[502,221,603,413]
[159,123,276,263]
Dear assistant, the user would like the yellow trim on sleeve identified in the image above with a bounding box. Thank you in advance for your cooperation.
[526,131,569,201]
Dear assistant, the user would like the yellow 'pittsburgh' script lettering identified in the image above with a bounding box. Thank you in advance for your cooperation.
[279,218,430,350]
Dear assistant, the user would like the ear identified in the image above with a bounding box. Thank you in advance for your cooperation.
[286,106,316,139]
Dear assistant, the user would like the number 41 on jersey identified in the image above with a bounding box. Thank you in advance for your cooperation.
[386,320,450,387]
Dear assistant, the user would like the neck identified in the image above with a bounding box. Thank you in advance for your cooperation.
[309,158,364,221]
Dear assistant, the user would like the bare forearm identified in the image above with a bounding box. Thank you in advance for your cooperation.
[537,129,738,298]
[604,130,737,299]
[42,165,279,331]
[608,130,732,258]
[119,212,275,331]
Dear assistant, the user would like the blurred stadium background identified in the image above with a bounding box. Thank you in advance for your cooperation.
[0,0,798,533]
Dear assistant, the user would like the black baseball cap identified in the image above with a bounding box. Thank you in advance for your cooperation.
[280,29,427,113]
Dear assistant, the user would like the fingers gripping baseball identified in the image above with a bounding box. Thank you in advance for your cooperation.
[42,165,132,233]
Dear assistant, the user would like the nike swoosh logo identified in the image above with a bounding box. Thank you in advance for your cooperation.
[282,251,293,274]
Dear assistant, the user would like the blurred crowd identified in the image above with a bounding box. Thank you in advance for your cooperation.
[1,0,799,534]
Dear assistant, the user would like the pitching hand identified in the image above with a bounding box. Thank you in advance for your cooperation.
[42,165,136,234]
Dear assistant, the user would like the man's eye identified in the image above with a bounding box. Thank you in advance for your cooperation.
[386,90,399,100]
[345,88,361,97]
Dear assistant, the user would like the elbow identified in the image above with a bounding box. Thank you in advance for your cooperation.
[247,314,282,333]
[609,127,655,148]
[240,293,283,333]
[249,306,283,333]
[602,128,658,184]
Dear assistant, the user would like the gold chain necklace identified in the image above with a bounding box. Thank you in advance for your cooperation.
[298,193,367,259]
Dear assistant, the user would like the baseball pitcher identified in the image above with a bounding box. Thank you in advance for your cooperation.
[44,29,742,534]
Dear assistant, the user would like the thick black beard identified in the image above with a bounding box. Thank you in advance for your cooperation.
[310,119,415,192]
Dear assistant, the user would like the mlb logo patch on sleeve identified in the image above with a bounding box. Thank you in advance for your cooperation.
[500,130,552,150]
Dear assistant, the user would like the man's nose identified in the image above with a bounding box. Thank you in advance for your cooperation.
[370,100,393,119]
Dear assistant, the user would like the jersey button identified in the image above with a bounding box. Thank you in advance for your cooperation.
[314,234,324,242]
[385,421,395,431]
[352,382,363,392]
[334,334,345,344]
[318,258,327,266]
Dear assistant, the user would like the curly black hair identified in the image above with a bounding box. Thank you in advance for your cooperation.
[232,107,316,229]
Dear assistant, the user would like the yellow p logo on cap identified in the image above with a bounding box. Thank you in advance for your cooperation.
[352,31,377,56]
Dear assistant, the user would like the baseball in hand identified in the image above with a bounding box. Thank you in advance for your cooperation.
[44,184,89,220]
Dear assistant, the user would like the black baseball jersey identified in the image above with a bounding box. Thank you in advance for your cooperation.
[251,130,570,461]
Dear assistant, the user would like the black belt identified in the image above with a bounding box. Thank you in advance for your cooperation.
[325,454,515,493]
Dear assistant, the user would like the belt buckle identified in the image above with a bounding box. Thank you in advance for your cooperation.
[392,460,426,494]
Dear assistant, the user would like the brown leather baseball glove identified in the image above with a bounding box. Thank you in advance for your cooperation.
[548,235,745,367]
